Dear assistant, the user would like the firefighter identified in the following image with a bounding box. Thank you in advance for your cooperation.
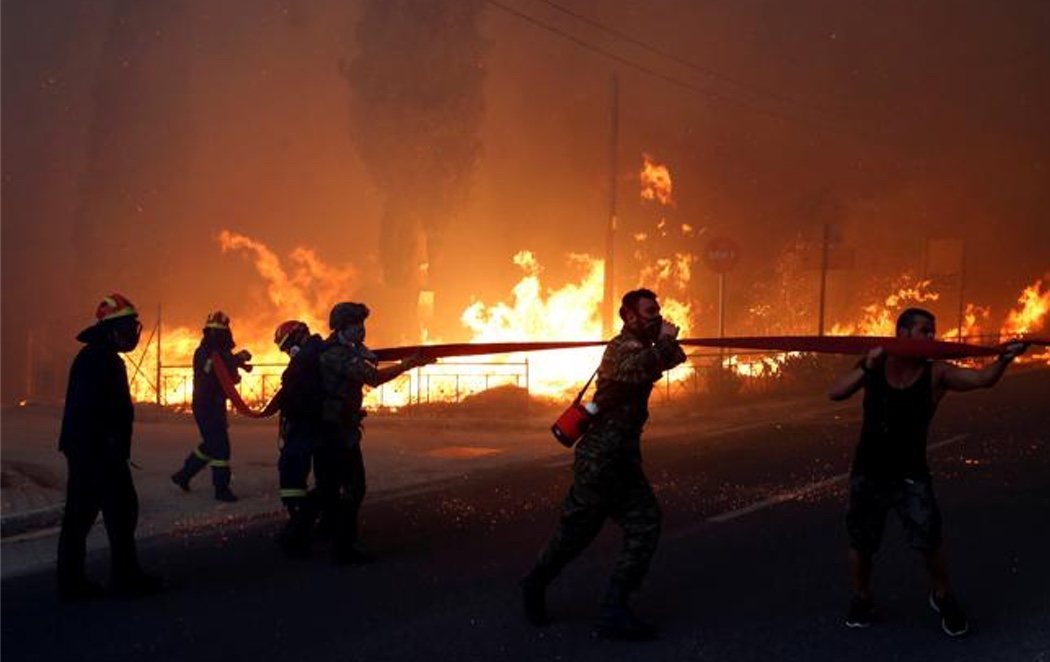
[273,320,326,558]
[170,311,252,502]
[317,301,432,564]
[521,288,687,640]
[57,294,164,600]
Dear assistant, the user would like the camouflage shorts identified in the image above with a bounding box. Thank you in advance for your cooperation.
[846,474,943,556]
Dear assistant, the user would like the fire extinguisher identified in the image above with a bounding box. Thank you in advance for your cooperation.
[551,368,599,448]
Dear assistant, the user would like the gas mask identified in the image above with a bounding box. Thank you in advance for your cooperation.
[111,317,142,353]
[339,324,366,345]
[642,316,663,342]
[628,315,662,343]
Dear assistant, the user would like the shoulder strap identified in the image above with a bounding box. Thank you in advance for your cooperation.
[573,367,600,405]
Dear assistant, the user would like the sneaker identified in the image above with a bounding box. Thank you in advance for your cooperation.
[214,488,239,503]
[112,572,165,598]
[170,472,190,492]
[845,595,874,628]
[929,591,969,637]
[596,603,658,641]
[519,575,551,626]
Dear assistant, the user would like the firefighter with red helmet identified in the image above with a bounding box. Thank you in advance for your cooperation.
[170,311,252,502]
[57,294,164,600]
[272,320,326,557]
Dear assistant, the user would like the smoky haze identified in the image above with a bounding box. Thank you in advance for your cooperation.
[3,0,1049,403]
[344,0,485,304]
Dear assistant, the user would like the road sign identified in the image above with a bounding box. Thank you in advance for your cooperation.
[705,237,740,274]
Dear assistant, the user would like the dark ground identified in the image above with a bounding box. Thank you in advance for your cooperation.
[3,370,1049,662]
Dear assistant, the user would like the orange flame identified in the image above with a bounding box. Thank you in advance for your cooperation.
[460,250,692,399]
[640,153,674,207]
[829,278,940,336]
[999,279,1050,339]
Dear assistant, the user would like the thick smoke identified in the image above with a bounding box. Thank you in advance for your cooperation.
[342,0,486,291]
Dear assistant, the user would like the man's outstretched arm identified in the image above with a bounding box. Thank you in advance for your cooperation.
[938,342,1027,392]
[371,352,434,387]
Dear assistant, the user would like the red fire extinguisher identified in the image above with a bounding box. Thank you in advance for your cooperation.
[551,368,599,448]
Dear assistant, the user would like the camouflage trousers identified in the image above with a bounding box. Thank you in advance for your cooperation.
[535,448,661,593]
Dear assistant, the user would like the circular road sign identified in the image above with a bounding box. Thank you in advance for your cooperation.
[704,236,740,274]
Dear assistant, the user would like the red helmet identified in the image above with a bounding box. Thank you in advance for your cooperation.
[205,310,231,330]
[274,320,308,351]
[96,293,138,323]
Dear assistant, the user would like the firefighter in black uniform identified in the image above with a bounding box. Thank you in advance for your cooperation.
[273,320,326,558]
[57,293,164,600]
[318,302,432,564]
[171,311,252,502]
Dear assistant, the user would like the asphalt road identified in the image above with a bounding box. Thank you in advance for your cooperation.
[3,370,1049,662]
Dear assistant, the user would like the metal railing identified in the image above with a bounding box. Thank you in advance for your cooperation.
[142,360,532,410]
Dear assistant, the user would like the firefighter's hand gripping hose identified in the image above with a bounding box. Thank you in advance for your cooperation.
[208,337,1046,418]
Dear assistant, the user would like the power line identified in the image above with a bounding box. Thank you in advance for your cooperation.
[533,0,846,123]
[484,0,863,140]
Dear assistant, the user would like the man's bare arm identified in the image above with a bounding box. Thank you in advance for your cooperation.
[938,342,1027,393]
[828,347,884,401]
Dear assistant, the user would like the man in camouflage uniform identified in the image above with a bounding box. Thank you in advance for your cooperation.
[318,301,432,564]
[521,288,687,640]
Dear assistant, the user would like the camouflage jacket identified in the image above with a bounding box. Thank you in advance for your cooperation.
[577,329,687,460]
[318,335,381,429]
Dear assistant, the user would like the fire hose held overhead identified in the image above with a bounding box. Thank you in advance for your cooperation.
[207,336,1046,419]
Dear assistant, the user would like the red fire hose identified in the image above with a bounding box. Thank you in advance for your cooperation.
[209,352,282,419]
[208,336,1045,418]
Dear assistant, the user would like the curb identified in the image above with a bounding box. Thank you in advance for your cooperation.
[1,503,65,539]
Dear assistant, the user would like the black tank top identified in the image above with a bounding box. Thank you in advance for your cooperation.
[852,361,935,479]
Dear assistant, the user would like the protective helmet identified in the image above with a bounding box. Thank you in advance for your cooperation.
[274,320,308,351]
[329,302,369,331]
[96,293,138,323]
[205,310,231,330]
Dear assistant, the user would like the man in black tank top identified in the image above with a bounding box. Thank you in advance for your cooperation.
[827,307,1027,637]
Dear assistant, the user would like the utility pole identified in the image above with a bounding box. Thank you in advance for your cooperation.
[156,305,163,406]
[602,73,619,338]
[718,273,726,338]
[25,329,35,402]
[817,223,830,336]
[956,242,966,342]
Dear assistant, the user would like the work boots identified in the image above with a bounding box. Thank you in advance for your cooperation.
[596,582,657,641]
[170,471,191,492]
[519,570,552,626]
[279,501,317,559]
[214,487,239,503]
